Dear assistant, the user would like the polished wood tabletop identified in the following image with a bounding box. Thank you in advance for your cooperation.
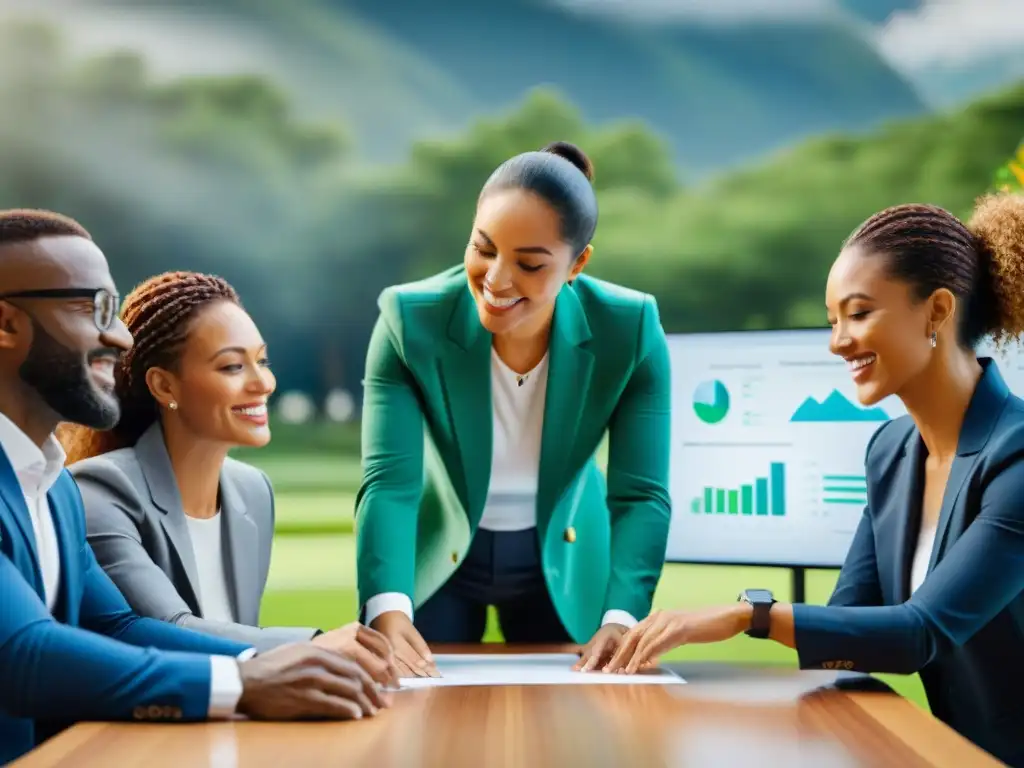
[14,644,1002,767]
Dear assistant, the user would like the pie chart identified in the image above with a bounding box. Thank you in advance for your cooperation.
[693,379,730,424]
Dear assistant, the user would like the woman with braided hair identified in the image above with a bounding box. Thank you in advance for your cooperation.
[604,192,1024,766]
[60,271,397,683]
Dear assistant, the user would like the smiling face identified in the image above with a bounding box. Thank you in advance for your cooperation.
[146,301,276,448]
[825,244,953,405]
[0,235,133,429]
[464,188,590,339]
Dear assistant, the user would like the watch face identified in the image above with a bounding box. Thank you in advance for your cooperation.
[745,589,774,603]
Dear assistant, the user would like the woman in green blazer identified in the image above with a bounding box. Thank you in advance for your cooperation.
[356,141,672,677]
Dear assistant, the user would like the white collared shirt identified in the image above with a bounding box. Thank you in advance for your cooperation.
[0,413,251,717]
[0,413,65,612]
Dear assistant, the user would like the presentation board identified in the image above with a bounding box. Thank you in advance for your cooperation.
[664,329,1024,568]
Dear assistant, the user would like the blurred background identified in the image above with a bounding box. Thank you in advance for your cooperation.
[3,0,1023,710]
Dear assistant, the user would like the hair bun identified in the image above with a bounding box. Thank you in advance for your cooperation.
[968,192,1024,340]
[541,141,594,181]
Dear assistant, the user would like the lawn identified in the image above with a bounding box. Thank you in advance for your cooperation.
[260,487,930,711]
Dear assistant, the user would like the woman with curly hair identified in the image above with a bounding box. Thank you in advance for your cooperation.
[605,192,1024,767]
[61,271,395,682]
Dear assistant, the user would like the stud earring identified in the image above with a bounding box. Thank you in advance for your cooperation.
[168,401,178,410]
[930,331,937,348]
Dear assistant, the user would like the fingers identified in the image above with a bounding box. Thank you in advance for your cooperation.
[358,626,400,685]
[394,656,418,679]
[603,632,637,672]
[403,626,436,669]
[625,626,671,675]
[312,648,390,710]
[604,621,649,673]
[343,641,395,687]
[575,635,614,672]
[356,624,395,661]
[393,637,432,678]
[302,688,369,721]
[398,626,439,677]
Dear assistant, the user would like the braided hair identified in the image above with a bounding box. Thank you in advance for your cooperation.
[60,271,240,464]
[843,192,1024,349]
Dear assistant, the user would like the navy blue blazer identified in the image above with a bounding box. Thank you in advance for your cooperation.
[0,444,252,765]
[793,358,1024,767]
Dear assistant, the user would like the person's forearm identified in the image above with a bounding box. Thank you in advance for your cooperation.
[118,615,252,657]
[768,604,796,649]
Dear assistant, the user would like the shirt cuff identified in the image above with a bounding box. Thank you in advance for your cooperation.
[206,650,255,718]
[601,610,639,629]
[364,592,414,626]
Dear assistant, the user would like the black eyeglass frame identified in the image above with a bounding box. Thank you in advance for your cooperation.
[0,288,121,330]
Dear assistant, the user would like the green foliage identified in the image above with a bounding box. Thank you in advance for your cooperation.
[1,15,1023,394]
[991,139,1024,193]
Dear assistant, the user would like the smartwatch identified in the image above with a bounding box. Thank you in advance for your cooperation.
[738,589,776,639]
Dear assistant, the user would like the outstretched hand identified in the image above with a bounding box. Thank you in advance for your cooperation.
[603,605,751,674]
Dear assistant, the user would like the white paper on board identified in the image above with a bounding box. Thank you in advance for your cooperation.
[396,653,687,690]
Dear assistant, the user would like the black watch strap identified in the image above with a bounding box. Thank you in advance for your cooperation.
[739,589,776,639]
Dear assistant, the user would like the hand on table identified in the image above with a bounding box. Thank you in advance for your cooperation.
[573,623,628,672]
[237,643,391,720]
[312,621,399,687]
[370,611,440,678]
[603,605,751,674]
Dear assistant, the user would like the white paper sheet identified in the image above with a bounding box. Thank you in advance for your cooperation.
[396,653,686,689]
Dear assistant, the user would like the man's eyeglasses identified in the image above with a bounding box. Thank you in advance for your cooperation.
[0,288,121,331]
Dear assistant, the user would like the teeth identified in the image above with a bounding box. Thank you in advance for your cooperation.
[235,405,266,416]
[483,287,522,308]
[848,355,876,371]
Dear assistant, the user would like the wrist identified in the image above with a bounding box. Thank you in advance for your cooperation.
[737,588,776,639]
[734,602,754,633]
[235,659,253,716]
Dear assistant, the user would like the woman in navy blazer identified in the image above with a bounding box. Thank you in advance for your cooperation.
[605,191,1024,766]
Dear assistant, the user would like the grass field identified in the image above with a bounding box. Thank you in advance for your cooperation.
[234,427,929,711]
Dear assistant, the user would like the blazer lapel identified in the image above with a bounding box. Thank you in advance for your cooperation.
[926,358,1008,573]
[892,433,925,603]
[134,423,202,610]
[219,473,259,625]
[0,447,43,596]
[46,476,81,623]
[438,286,493,519]
[537,286,594,531]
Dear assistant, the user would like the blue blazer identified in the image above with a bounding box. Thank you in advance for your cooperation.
[793,358,1024,766]
[0,446,251,765]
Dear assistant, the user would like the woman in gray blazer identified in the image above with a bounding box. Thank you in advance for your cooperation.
[60,271,395,682]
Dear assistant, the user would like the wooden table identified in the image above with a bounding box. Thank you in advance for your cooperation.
[13,644,1002,767]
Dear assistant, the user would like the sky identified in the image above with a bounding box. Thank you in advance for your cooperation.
[2,0,1021,108]
[874,0,1024,70]
[556,0,1024,104]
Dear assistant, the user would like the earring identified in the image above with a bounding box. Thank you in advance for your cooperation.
[168,401,178,410]
[930,331,937,348]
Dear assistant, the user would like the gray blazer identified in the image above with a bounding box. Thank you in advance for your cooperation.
[69,422,318,653]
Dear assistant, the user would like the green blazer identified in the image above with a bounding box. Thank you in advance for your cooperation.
[355,265,672,643]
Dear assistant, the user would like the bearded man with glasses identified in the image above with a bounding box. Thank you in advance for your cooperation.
[0,210,388,765]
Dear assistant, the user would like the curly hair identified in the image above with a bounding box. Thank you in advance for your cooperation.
[843,191,1024,349]
[59,271,240,464]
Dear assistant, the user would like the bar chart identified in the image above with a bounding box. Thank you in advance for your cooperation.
[690,461,786,516]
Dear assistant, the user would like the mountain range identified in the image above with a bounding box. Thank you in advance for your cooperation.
[15,0,942,176]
